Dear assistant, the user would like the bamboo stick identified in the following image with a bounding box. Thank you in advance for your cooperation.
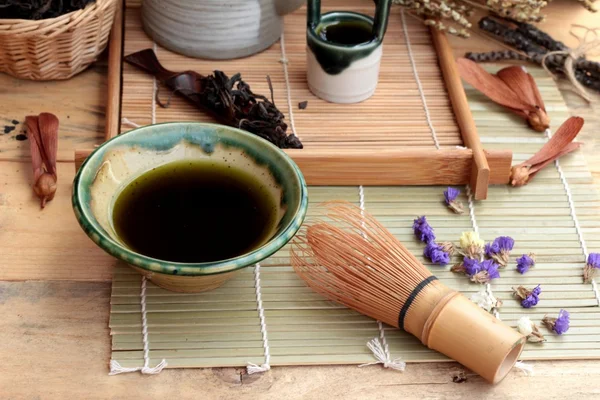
[430,27,490,200]
[105,0,124,141]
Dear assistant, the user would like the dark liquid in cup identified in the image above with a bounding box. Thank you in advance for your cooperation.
[318,21,375,45]
[112,160,278,263]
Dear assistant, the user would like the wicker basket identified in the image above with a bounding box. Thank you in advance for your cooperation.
[0,0,118,80]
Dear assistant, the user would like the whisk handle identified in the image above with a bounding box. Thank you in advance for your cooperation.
[422,293,526,384]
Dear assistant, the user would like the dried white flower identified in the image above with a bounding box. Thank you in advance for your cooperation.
[470,289,502,313]
[517,316,534,336]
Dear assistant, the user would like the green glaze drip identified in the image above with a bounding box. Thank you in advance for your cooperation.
[306,0,391,75]
[307,14,380,75]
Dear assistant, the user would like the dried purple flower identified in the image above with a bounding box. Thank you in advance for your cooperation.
[483,260,500,280]
[554,309,570,334]
[516,253,536,274]
[583,252,600,283]
[513,285,541,308]
[412,216,436,244]
[444,187,460,204]
[485,236,515,268]
[424,242,450,265]
[444,187,464,214]
[463,257,481,276]
[484,242,499,257]
[521,295,538,308]
[470,259,500,284]
[542,309,570,335]
[588,253,600,268]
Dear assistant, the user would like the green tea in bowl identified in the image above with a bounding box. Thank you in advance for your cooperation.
[72,122,308,293]
[112,160,279,263]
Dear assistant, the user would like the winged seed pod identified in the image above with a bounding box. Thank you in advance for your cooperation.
[456,58,549,132]
[510,117,584,187]
[25,113,59,208]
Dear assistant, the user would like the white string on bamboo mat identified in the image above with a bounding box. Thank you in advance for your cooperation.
[110,42,168,376]
[400,9,440,150]
[122,117,141,129]
[514,361,535,376]
[358,186,406,372]
[109,277,167,375]
[278,32,299,137]
[465,186,501,320]
[545,128,600,306]
[247,263,272,374]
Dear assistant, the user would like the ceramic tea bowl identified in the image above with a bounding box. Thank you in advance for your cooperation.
[73,122,308,293]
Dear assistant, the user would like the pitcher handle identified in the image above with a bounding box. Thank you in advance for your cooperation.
[373,0,392,41]
[307,0,321,28]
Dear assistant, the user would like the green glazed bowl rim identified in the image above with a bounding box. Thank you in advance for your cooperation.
[72,122,308,277]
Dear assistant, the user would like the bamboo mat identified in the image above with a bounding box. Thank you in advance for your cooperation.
[120,1,461,149]
[112,3,600,369]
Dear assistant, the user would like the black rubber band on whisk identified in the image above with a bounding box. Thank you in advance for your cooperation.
[398,276,438,330]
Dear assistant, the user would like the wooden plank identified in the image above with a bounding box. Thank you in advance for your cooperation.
[287,148,510,186]
[0,65,106,162]
[73,147,513,185]
[0,160,115,281]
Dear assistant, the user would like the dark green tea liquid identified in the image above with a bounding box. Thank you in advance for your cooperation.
[317,21,375,45]
[112,160,278,263]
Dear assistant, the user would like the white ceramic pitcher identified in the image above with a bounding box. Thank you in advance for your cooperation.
[141,0,305,59]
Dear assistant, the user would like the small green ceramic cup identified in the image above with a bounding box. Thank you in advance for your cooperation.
[72,122,308,293]
[306,0,391,103]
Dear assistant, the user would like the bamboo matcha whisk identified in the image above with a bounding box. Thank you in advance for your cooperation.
[291,201,525,384]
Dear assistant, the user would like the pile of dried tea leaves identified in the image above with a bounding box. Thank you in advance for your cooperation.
[0,0,96,20]
[125,49,303,149]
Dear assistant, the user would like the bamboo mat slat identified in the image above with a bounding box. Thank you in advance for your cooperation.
[113,3,600,369]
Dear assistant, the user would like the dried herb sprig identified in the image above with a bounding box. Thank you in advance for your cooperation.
[389,0,596,38]
[124,49,302,149]
[468,18,600,94]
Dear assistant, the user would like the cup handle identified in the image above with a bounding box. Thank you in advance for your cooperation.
[372,0,392,41]
[307,0,321,28]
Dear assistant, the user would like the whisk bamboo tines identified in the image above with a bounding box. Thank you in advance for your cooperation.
[291,202,525,384]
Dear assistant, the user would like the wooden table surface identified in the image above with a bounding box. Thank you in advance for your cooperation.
[1,2,599,399]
